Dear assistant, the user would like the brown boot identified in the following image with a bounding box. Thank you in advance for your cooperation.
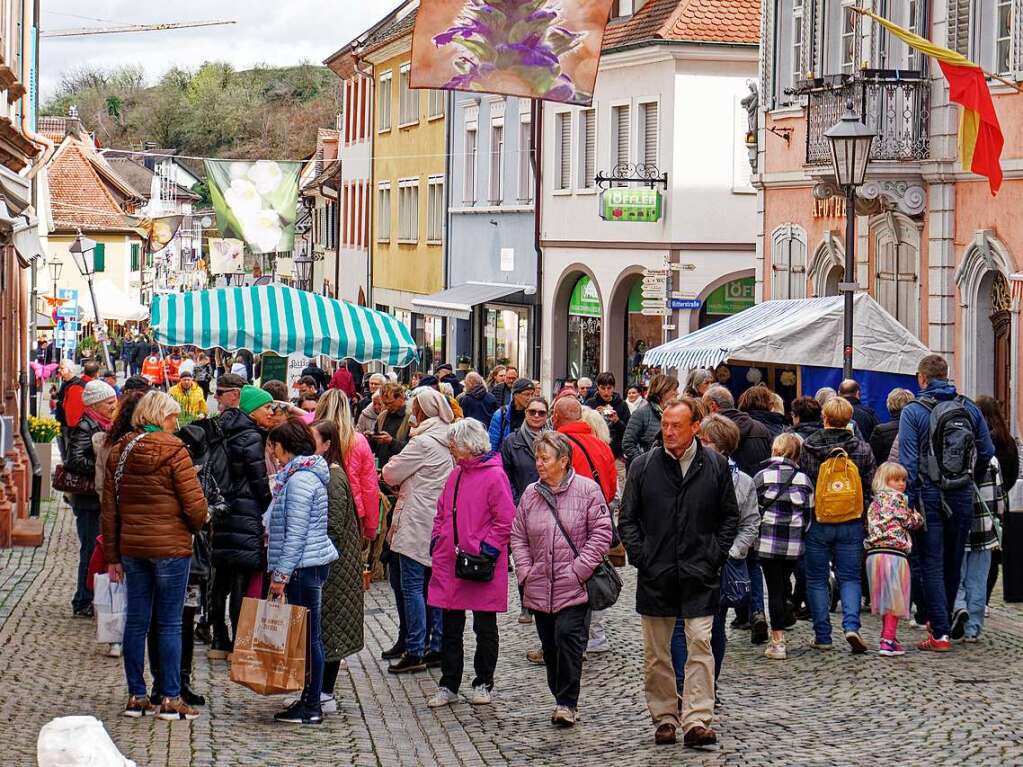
[683,725,717,748]
[158,696,201,721]
[655,723,677,745]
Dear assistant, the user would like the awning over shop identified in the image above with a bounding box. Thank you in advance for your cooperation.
[643,293,930,376]
[80,279,149,322]
[151,284,418,366]
[411,281,532,321]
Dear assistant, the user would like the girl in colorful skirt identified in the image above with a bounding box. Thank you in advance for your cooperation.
[865,462,923,656]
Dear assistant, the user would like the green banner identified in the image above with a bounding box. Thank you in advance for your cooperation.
[568,276,601,317]
[205,160,302,254]
[599,188,663,223]
[705,276,755,315]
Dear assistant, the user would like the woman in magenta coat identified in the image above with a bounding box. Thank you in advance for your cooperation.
[426,418,515,709]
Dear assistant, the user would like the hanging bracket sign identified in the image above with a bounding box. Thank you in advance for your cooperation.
[599,188,664,223]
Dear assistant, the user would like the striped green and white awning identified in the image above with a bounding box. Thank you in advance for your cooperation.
[151,285,418,366]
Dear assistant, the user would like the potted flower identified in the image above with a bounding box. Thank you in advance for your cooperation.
[28,416,60,498]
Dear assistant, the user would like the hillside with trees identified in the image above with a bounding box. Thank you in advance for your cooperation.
[43,62,339,162]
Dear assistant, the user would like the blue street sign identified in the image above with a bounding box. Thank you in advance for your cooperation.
[670,298,703,310]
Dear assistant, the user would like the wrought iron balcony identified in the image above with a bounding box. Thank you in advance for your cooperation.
[800,70,930,166]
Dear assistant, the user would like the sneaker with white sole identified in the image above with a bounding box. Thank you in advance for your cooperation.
[284,692,336,710]
[107,643,122,658]
[427,687,460,708]
[764,641,786,660]
[468,684,492,705]
[586,635,610,654]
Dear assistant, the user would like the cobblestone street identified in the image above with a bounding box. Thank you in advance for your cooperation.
[3,502,1023,766]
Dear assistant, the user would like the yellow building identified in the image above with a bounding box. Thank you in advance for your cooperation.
[361,5,449,369]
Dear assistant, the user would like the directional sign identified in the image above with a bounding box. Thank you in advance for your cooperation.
[642,286,667,297]
[641,307,672,317]
[670,298,703,310]
[641,299,668,309]
[669,263,698,272]
[662,324,676,331]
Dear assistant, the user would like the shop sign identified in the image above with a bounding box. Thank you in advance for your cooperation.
[568,275,601,318]
[600,188,663,223]
[705,276,755,315]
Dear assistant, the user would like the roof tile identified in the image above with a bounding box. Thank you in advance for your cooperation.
[602,0,759,51]
[48,140,135,233]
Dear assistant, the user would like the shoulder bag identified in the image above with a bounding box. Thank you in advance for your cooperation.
[452,471,496,582]
[541,494,622,611]
[53,464,95,495]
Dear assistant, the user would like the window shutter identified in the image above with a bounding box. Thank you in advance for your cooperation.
[131,243,140,272]
[583,110,596,187]
[614,105,630,166]
[557,113,571,189]
[947,0,970,55]
[641,103,658,165]
[93,243,106,272]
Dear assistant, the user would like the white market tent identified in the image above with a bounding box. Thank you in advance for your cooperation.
[80,279,149,323]
[642,293,930,376]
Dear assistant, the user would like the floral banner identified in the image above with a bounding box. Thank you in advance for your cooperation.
[205,160,302,254]
[410,0,613,106]
[208,238,246,275]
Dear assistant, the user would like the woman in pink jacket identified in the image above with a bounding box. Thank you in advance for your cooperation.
[510,432,613,728]
[315,390,380,539]
[426,418,515,708]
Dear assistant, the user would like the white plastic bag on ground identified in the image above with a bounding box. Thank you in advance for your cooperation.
[92,573,126,644]
[37,716,137,767]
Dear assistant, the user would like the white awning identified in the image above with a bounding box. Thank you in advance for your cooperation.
[80,279,149,323]
[411,281,533,321]
[643,293,930,376]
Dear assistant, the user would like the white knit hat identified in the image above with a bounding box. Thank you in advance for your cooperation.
[82,379,117,406]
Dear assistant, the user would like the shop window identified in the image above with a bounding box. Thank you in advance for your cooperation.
[698,275,756,327]
[771,224,807,299]
[567,275,601,380]
[483,305,530,376]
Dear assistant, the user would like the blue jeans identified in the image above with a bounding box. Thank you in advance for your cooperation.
[286,565,329,708]
[911,486,972,637]
[387,553,407,648]
[954,549,992,639]
[804,520,864,643]
[71,500,100,612]
[122,555,191,698]
[747,551,765,615]
[671,607,727,693]
[399,555,442,656]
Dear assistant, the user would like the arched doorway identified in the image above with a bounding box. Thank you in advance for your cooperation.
[554,270,602,382]
[608,269,660,387]
[809,235,844,297]
[697,273,756,328]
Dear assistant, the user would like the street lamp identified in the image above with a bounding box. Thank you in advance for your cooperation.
[69,231,113,371]
[294,249,313,292]
[48,254,63,285]
[824,101,875,379]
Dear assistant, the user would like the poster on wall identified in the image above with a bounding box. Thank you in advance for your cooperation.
[208,238,246,276]
[410,0,614,106]
[205,160,302,254]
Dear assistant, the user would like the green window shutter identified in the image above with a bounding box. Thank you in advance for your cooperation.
[93,243,106,272]
[131,243,140,271]
[146,249,153,268]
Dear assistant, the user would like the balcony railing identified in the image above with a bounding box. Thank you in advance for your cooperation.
[801,70,930,166]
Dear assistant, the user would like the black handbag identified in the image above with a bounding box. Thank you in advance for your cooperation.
[542,495,623,611]
[452,471,496,582]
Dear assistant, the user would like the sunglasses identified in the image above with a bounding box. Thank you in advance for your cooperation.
[214,389,239,397]
[526,408,548,416]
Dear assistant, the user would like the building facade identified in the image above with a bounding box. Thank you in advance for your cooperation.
[757,0,1023,433]
[540,0,760,391]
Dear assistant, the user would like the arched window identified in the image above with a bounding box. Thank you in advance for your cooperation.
[873,213,920,335]
[771,224,807,299]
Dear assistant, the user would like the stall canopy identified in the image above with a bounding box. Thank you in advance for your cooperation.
[80,279,149,322]
[643,294,930,375]
[411,281,533,321]
[151,284,418,366]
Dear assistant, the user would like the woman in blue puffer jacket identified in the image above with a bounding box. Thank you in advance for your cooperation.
[266,417,338,725]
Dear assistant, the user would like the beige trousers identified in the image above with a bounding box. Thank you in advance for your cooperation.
[641,614,715,733]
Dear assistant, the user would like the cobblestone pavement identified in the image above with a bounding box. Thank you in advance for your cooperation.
[3,502,1023,766]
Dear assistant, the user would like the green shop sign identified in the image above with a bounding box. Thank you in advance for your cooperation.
[568,276,601,317]
[599,188,663,223]
[705,276,755,315]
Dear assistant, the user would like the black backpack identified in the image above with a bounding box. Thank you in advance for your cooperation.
[917,395,977,491]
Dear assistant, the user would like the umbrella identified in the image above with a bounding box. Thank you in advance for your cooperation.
[79,279,150,322]
[151,284,418,366]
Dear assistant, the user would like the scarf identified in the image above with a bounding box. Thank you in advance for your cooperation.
[86,406,113,431]
[142,424,162,433]
[536,468,575,510]
[519,421,546,456]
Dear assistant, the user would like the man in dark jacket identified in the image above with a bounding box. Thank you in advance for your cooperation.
[489,365,518,408]
[131,339,150,377]
[301,359,331,392]
[583,371,631,459]
[458,372,498,427]
[702,385,771,477]
[839,379,879,442]
[619,397,739,749]
[119,336,136,376]
[898,354,994,651]
[800,396,877,653]
[869,387,914,465]
[208,377,273,657]
[788,396,823,440]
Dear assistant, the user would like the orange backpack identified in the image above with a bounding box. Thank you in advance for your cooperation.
[814,448,863,524]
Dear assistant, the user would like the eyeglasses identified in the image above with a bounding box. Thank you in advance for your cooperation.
[214,389,238,397]
[526,408,548,416]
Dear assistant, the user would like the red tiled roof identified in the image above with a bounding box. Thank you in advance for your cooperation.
[47,139,136,233]
[602,0,759,51]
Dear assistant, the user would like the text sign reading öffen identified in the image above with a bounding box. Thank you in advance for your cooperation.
[600,188,663,223]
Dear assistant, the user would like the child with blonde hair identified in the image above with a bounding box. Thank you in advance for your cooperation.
[865,462,923,656]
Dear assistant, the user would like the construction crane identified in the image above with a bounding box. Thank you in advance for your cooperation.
[41,20,236,39]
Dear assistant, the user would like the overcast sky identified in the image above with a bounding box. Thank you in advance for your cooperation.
[40,1,404,97]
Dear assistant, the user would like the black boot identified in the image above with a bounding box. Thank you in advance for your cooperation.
[180,672,206,706]
[180,606,206,706]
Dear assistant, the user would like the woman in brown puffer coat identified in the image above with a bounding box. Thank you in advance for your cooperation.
[102,390,207,721]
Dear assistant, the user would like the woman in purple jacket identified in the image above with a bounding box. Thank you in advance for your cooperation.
[427,418,516,708]
[510,432,613,727]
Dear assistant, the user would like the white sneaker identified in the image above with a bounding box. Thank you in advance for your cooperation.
[764,641,786,660]
[586,636,610,654]
[468,684,492,705]
[984,605,991,618]
[107,643,122,658]
[427,687,459,708]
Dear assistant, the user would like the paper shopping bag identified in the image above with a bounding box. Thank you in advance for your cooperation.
[229,597,308,696]
[92,573,126,644]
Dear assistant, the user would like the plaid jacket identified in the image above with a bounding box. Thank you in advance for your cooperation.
[753,458,815,560]
[971,457,1005,552]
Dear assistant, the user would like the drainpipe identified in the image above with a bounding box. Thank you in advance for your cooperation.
[531,98,543,385]
[18,260,41,516]
[443,90,454,361]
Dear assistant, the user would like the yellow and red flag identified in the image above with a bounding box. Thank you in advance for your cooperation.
[854,8,1004,195]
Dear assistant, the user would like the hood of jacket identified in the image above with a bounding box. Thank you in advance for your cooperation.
[457,451,504,474]
[802,427,861,460]
[791,421,822,439]
[466,384,491,402]
[276,454,330,492]
[919,379,959,402]
[721,408,759,439]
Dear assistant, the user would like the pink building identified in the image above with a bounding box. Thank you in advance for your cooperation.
[756,0,1023,432]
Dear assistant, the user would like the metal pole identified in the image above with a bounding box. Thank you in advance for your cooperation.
[843,185,856,379]
[87,275,113,371]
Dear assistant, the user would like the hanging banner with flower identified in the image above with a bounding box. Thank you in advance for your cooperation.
[204,160,302,254]
[411,0,613,106]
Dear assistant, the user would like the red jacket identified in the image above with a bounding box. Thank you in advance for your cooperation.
[87,534,107,592]
[62,374,92,428]
[558,421,617,503]
[329,367,356,399]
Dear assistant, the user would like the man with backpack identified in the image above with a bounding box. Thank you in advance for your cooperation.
[898,354,994,651]
[800,396,876,653]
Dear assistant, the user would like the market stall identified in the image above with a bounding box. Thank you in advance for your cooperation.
[642,293,931,418]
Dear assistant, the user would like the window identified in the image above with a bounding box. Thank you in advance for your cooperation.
[611,104,630,185]
[130,243,140,272]
[771,225,807,299]
[639,102,658,167]
[398,180,419,242]
[489,123,504,203]
[93,243,105,272]
[518,117,534,201]
[377,184,391,241]
[997,0,1013,72]
[427,177,444,242]
[792,0,804,86]
[429,90,445,119]
[399,65,418,125]
[555,112,572,191]
[822,0,857,76]
[611,0,634,18]
[378,73,392,131]
[579,108,596,188]
[875,217,920,335]
[966,0,1016,75]
[464,126,478,203]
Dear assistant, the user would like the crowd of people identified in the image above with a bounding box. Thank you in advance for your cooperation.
[51,346,1016,747]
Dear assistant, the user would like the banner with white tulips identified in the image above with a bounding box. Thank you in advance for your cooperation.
[205,159,302,255]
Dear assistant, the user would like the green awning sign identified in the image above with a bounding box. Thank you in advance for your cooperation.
[600,188,663,223]
[568,276,601,317]
[705,276,755,315]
